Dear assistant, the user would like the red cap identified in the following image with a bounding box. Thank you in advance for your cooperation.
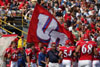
[51,42,56,44]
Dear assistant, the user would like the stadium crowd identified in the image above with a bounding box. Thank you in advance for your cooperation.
[1,0,100,67]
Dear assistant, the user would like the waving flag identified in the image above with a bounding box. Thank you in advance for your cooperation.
[0,34,17,67]
[27,4,73,47]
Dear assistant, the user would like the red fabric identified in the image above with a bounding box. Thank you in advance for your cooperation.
[19,3,24,9]
[81,17,84,22]
[5,0,11,5]
[84,19,87,24]
[10,48,18,62]
[64,13,71,21]
[76,27,80,31]
[13,37,19,45]
[25,48,37,63]
[35,47,40,59]
[79,40,97,60]
[27,4,74,47]
[60,46,75,60]
[0,0,4,6]
[93,48,100,60]
[18,0,25,1]
[89,8,93,10]
[90,23,95,29]
[97,28,100,31]
[86,29,91,35]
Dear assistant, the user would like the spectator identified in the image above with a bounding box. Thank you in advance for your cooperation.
[56,8,63,17]
[47,42,60,67]
[10,1,19,10]
[18,35,26,49]
[38,47,47,67]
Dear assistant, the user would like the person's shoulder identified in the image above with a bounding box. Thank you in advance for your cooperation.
[55,50,59,53]
[39,52,44,56]
[6,47,11,53]
[47,49,53,54]
[18,38,22,41]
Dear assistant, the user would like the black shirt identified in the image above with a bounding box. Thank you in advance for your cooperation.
[47,50,59,63]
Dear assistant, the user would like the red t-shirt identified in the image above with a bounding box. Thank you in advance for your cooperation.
[25,48,37,63]
[19,3,24,9]
[0,0,4,6]
[64,13,71,21]
[93,48,100,60]
[10,48,18,62]
[79,40,97,60]
[5,0,11,5]
[60,46,75,60]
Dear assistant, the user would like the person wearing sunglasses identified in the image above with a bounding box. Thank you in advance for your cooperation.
[46,42,60,67]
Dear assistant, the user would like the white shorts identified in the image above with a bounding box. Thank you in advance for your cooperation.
[31,62,37,67]
[93,60,100,67]
[62,60,71,67]
[72,61,78,67]
[10,61,18,67]
[59,63,63,67]
[78,60,92,67]
[26,63,37,67]
[49,62,59,67]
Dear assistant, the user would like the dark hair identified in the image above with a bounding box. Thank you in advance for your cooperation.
[43,45,47,48]
[27,42,34,48]
[40,47,44,50]
[11,41,16,45]
[30,42,34,46]
[59,44,62,46]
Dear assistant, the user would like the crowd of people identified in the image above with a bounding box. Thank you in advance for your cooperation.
[0,0,100,41]
[1,0,100,67]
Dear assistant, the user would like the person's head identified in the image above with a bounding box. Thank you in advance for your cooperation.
[51,42,56,50]
[38,42,42,48]
[13,1,16,4]
[40,47,45,53]
[11,41,16,48]
[43,45,47,51]
[21,35,24,40]
[57,8,62,12]
[31,43,35,49]
[65,40,72,46]
[64,22,68,29]
[54,3,58,7]
[58,44,62,47]
[27,43,31,48]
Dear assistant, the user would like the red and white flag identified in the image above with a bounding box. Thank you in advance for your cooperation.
[0,34,17,67]
[27,4,73,47]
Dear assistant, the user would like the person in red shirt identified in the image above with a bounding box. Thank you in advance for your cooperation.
[25,43,37,67]
[59,40,75,67]
[93,44,100,67]
[7,41,19,67]
[36,42,43,58]
[75,34,97,67]
[64,12,71,21]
